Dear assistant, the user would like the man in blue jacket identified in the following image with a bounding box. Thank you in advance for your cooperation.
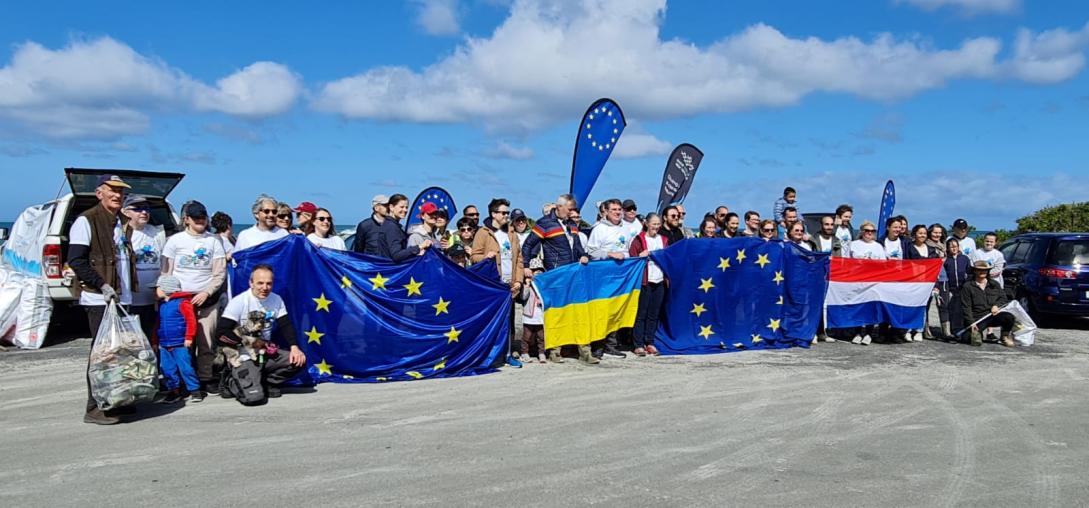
[352,194,388,255]
[521,193,591,363]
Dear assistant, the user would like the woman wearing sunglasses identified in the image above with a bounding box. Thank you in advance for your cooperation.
[275,202,294,231]
[758,219,778,241]
[307,208,346,250]
[846,220,886,345]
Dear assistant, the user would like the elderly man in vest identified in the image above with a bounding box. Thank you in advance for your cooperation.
[67,174,140,425]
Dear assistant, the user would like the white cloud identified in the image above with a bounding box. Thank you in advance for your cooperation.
[896,0,1020,16]
[612,132,672,159]
[0,37,301,140]
[313,0,1089,130]
[413,0,461,36]
[488,140,534,159]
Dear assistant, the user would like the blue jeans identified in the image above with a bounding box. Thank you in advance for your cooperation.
[160,345,200,392]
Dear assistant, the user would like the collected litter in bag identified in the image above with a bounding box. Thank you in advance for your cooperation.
[88,302,159,410]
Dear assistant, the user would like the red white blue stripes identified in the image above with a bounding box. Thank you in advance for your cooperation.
[826,258,943,329]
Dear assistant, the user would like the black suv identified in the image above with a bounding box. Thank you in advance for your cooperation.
[999,233,1089,318]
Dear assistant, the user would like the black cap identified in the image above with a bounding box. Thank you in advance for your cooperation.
[446,243,467,257]
[182,200,208,219]
[953,218,968,229]
[622,199,637,211]
[510,208,526,222]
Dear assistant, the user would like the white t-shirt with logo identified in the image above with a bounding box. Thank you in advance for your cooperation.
[163,231,226,293]
[818,235,835,254]
[884,237,904,260]
[69,216,133,306]
[308,233,347,251]
[971,248,1006,287]
[644,234,665,283]
[849,240,887,260]
[956,236,977,257]
[492,229,513,283]
[234,226,288,252]
[129,225,166,306]
[222,290,288,342]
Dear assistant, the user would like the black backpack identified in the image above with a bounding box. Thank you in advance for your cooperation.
[224,360,267,406]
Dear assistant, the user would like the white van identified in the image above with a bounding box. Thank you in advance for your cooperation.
[43,168,184,304]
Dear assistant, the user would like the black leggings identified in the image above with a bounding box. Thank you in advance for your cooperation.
[632,282,666,348]
[976,312,1016,334]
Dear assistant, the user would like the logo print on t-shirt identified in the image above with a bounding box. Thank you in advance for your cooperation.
[135,244,159,265]
[179,244,213,268]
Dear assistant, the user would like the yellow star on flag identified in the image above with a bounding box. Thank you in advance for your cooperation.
[340,275,352,289]
[776,295,784,305]
[432,297,451,315]
[736,248,747,264]
[698,325,715,339]
[698,278,715,293]
[407,371,424,379]
[376,377,388,382]
[717,257,731,271]
[767,318,781,332]
[315,359,333,375]
[444,326,462,343]
[313,293,333,312]
[773,271,785,285]
[751,334,764,343]
[756,253,771,268]
[305,326,324,345]
[690,302,706,317]
[403,277,424,297]
[433,357,447,371]
[369,273,389,290]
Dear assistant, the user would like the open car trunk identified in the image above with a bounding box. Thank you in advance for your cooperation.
[65,167,184,198]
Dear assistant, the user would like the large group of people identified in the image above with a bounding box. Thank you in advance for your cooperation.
[70,175,1019,425]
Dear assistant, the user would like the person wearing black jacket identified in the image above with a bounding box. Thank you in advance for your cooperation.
[67,175,138,425]
[905,224,941,339]
[352,194,388,255]
[961,260,1016,347]
[942,238,972,341]
[216,265,305,398]
[661,205,686,245]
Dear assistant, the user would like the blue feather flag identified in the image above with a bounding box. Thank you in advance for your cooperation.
[876,180,896,240]
[569,98,626,207]
[405,186,457,231]
[229,235,510,384]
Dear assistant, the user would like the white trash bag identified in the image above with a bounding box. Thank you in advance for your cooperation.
[10,277,51,349]
[1002,300,1037,346]
[88,302,159,410]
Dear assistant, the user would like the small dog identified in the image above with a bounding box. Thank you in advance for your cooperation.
[218,310,272,368]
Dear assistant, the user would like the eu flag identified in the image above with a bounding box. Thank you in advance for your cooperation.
[876,180,895,240]
[569,98,626,207]
[650,238,829,354]
[229,235,510,384]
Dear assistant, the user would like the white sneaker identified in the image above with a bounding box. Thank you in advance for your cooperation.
[520,353,532,363]
[861,335,872,345]
[851,335,863,344]
[903,332,913,342]
[824,337,837,343]
[811,336,819,345]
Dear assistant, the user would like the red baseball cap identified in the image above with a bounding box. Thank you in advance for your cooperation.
[294,201,318,214]
[418,202,439,217]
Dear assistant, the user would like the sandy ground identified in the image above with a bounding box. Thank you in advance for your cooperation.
[2,317,1089,507]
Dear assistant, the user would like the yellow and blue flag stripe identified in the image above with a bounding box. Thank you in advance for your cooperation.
[532,258,645,348]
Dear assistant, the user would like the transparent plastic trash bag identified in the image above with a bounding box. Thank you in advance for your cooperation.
[88,302,159,410]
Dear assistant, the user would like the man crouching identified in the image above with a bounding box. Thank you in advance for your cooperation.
[216,264,306,399]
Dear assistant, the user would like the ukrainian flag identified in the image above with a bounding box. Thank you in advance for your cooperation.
[532,258,645,349]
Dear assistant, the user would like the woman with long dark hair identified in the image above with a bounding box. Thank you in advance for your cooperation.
[307,208,346,250]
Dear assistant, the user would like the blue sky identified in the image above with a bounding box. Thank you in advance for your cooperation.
[1,0,1087,230]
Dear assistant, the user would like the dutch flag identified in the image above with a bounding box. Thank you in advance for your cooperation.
[826,258,943,329]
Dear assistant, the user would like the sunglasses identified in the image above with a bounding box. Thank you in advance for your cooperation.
[679,212,687,217]
[277,214,292,219]
[667,215,678,219]
[466,213,479,218]
[761,228,775,232]
[314,216,331,222]
[459,226,474,232]
[862,229,876,233]
[496,211,510,216]
[260,209,277,215]
[128,207,150,213]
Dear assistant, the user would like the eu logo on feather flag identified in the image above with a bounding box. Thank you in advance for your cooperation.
[876,180,895,240]
[229,235,510,384]
[569,98,626,207]
[650,238,829,354]
[406,186,457,230]
[532,257,644,349]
